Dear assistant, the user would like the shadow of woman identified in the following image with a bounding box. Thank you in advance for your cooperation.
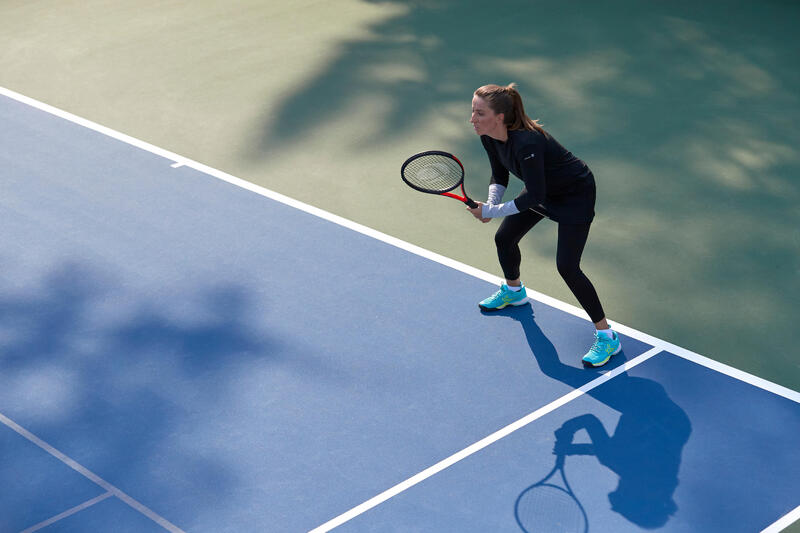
[485,305,691,529]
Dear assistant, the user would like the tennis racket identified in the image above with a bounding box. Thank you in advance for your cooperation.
[400,150,549,218]
[514,451,588,533]
[400,151,478,208]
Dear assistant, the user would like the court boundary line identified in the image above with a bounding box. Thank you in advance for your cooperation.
[1,86,797,532]
[0,413,185,533]
[309,346,663,532]
[20,492,113,533]
[763,505,800,533]
[1,86,794,404]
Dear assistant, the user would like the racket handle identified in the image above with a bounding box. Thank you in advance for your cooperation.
[465,199,479,209]
[555,452,566,468]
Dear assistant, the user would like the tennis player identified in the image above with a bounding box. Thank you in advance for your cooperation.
[467,83,620,367]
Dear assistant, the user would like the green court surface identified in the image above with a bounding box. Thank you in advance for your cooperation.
[1,0,797,400]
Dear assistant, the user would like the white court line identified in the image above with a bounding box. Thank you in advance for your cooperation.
[20,492,113,533]
[0,86,795,404]
[0,413,185,533]
[1,86,798,531]
[763,504,800,533]
[310,346,662,532]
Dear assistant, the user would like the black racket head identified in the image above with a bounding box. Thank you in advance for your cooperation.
[400,151,465,194]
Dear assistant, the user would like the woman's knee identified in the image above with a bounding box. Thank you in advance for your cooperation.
[494,228,518,250]
[556,258,581,282]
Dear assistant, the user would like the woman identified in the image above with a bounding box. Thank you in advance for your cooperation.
[467,83,620,367]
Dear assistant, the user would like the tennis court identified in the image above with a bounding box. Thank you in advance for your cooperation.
[1,1,799,531]
[1,88,798,532]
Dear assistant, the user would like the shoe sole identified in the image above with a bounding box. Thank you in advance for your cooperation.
[478,298,529,312]
[582,343,622,367]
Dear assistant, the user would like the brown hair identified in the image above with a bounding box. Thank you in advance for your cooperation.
[474,83,544,133]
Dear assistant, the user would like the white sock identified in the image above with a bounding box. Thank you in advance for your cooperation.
[598,328,614,338]
[506,284,522,292]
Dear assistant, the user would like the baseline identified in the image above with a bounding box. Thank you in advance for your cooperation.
[0,86,794,406]
[764,506,800,533]
[1,86,797,533]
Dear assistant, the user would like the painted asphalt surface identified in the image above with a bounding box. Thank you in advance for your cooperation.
[1,91,798,532]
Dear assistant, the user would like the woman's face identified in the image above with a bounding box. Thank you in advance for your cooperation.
[471,95,505,137]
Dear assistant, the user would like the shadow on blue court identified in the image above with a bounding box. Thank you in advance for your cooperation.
[484,306,691,530]
[0,259,284,531]
[550,377,691,530]
[1,91,798,532]
[482,305,633,379]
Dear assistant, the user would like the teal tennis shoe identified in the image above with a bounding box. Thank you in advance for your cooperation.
[479,283,528,311]
[582,330,622,367]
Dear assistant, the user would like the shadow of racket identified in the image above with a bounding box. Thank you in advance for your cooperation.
[514,450,589,533]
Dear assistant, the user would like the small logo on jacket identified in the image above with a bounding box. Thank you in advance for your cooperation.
[524,153,535,160]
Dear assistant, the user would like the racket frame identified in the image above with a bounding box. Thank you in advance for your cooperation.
[400,150,479,208]
[514,452,589,533]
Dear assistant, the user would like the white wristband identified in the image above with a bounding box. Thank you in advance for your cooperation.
[481,201,520,218]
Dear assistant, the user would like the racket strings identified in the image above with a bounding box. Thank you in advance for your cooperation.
[402,155,463,193]
[515,484,586,533]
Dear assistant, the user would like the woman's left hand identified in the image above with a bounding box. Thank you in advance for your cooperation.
[467,202,490,223]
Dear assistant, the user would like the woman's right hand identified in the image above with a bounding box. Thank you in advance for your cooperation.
[467,202,491,223]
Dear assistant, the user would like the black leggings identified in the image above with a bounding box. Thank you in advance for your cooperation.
[495,210,606,323]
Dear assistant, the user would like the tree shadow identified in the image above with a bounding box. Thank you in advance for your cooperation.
[111,285,269,376]
[0,261,280,530]
[246,0,800,388]
[485,305,691,529]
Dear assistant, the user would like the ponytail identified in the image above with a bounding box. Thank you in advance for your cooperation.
[474,83,544,133]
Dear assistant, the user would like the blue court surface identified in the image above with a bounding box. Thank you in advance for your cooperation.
[1,88,798,532]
